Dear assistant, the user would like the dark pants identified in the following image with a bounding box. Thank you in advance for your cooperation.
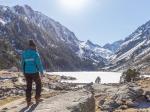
[24,73,42,102]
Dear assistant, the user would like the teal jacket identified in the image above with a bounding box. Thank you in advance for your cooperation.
[21,49,44,74]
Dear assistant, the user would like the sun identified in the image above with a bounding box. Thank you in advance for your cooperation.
[59,0,87,11]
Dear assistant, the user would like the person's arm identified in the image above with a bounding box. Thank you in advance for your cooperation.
[35,52,44,75]
[21,54,25,74]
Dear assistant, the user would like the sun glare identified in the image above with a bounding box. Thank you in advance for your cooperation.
[59,0,87,12]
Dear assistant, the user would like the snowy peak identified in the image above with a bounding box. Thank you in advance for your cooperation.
[77,40,113,64]
[0,5,8,11]
[12,5,34,16]
[85,40,101,48]
[12,5,79,45]
[103,40,123,53]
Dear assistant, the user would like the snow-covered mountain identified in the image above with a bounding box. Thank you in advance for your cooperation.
[1,5,149,72]
[0,5,112,71]
[77,40,113,65]
[103,40,123,53]
[108,20,150,71]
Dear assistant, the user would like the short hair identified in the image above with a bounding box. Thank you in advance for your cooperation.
[29,39,36,47]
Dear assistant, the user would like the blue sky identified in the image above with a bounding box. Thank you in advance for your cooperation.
[0,0,150,46]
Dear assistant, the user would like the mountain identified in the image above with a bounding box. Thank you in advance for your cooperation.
[107,20,150,72]
[2,5,149,72]
[0,5,112,71]
[77,40,113,66]
[103,40,123,53]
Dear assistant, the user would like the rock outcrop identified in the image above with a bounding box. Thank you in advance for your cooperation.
[94,78,150,111]
[0,71,25,99]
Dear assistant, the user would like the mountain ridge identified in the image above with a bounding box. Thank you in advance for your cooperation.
[105,19,150,72]
[0,4,150,72]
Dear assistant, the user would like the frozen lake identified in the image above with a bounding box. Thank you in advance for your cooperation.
[48,72,122,83]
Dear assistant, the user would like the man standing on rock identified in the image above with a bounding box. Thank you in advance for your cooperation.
[21,39,44,107]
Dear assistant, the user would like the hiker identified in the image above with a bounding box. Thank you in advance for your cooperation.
[95,76,101,84]
[21,39,44,107]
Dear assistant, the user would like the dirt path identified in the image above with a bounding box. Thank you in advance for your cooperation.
[0,91,61,112]
[0,90,94,112]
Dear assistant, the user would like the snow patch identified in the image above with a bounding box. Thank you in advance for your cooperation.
[0,18,7,25]
[2,7,7,11]
[16,23,21,32]
[114,40,147,62]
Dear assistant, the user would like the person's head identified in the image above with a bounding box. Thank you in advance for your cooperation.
[28,39,36,50]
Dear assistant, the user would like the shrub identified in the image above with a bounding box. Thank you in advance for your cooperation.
[120,68,140,83]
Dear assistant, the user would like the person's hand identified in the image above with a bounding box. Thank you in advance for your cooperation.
[40,73,45,80]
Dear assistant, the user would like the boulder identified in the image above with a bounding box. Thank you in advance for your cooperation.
[96,83,145,111]
[114,83,144,101]
[145,91,150,102]
[101,100,120,111]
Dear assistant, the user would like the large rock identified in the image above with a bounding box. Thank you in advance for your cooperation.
[93,83,146,111]
[35,90,95,112]
[101,100,119,111]
[145,91,150,102]
[114,83,144,101]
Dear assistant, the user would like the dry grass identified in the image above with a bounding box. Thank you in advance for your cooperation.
[95,100,99,112]
[0,96,22,106]
[137,77,150,92]
[95,96,102,112]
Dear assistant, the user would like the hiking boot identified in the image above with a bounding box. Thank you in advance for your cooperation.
[27,101,33,107]
[35,97,43,104]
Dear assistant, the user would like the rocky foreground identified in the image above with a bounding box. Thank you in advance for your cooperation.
[94,77,150,112]
[0,71,95,112]
[0,90,95,112]
[0,71,150,112]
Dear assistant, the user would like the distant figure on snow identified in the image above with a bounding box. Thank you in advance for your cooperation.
[21,39,44,107]
[95,76,101,84]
